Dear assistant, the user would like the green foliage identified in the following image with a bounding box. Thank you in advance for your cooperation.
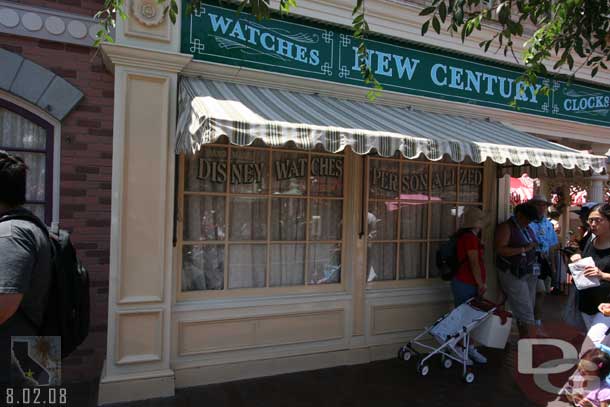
[352,0,383,100]
[418,0,609,85]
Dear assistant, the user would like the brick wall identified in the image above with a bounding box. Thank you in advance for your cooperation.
[1,33,113,383]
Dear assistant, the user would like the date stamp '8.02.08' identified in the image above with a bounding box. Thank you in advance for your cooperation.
[1,336,68,405]
[3,387,68,406]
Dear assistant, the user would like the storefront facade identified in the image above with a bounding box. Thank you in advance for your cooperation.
[98,0,610,404]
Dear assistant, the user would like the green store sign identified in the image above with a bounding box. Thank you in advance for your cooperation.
[181,1,610,128]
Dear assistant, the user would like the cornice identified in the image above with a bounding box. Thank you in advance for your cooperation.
[0,1,107,47]
[101,43,192,73]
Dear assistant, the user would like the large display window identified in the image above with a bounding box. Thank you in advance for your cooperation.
[177,142,346,298]
[366,155,484,285]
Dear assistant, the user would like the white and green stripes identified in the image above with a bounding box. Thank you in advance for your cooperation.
[176,77,606,174]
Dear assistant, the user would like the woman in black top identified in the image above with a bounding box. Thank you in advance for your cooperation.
[572,204,610,353]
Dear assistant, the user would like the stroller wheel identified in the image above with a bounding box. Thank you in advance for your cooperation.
[442,357,452,369]
[463,371,475,384]
[397,346,409,360]
[402,350,412,361]
[418,364,430,376]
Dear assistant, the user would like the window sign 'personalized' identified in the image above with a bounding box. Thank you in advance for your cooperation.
[370,167,482,194]
[182,0,610,128]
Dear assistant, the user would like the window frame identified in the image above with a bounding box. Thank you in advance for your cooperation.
[364,155,485,289]
[176,143,349,301]
[0,98,55,224]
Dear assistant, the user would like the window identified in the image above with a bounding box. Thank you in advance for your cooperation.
[366,156,484,283]
[0,101,54,223]
[178,143,345,295]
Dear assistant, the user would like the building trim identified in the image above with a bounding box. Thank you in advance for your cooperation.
[0,48,83,121]
[0,1,106,47]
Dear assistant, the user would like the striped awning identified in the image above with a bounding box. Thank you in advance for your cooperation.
[176,78,606,173]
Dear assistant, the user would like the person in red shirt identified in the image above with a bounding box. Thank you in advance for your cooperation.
[452,207,487,306]
[450,207,488,364]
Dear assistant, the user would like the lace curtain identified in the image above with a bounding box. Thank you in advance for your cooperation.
[181,147,343,292]
[366,158,483,281]
[0,107,47,220]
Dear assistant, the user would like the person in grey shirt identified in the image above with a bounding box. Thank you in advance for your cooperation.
[0,151,52,383]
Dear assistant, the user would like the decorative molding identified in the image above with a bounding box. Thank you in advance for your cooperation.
[124,0,171,43]
[131,0,166,27]
[0,1,109,47]
[177,309,345,356]
[101,43,192,73]
[116,310,164,365]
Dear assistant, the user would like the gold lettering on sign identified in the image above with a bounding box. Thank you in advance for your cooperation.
[458,168,483,186]
[198,159,227,183]
[231,162,264,184]
[274,158,307,180]
[372,168,399,192]
[443,169,455,187]
[432,172,442,190]
[311,157,343,177]
[401,173,428,192]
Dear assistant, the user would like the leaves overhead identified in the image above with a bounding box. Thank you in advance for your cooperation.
[418,0,610,82]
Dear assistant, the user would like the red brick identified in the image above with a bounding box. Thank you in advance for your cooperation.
[76,119,102,128]
[75,166,100,174]
[65,44,91,54]
[38,39,65,50]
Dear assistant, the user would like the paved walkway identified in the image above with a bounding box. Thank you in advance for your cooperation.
[64,294,577,407]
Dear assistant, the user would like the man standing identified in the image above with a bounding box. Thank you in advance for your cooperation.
[528,194,559,328]
[0,151,52,384]
[495,203,540,338]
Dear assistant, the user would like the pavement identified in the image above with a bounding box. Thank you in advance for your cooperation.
[58,293,578,407]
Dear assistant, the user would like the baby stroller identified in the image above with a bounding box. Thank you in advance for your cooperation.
[398,297,502,384]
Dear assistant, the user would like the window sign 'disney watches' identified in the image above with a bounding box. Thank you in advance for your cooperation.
[198,156,343,185]
[182,0,610,128]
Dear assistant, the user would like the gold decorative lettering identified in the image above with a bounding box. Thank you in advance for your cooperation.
[389,173,398,192]
[198,159,227,183]
[432,172,442,190]
[216,162,227,183]
[231,163,243,184]
[401,175,410,192]
[198,158,209,180]
[335,159,343,177]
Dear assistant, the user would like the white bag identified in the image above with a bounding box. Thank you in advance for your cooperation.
[569,257,600,290]
[471,313,513,349]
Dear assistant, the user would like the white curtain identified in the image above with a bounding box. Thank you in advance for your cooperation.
[0,107,47,216]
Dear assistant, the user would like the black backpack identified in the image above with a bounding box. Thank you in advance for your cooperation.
[0,212,90,359]
[436,230,467,281]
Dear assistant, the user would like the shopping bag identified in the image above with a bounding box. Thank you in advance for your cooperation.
[471,312,513,349]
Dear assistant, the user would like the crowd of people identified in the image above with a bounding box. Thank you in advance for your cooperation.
[449,196,610,406]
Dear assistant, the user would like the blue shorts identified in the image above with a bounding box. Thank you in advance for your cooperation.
[451,279,478,307]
